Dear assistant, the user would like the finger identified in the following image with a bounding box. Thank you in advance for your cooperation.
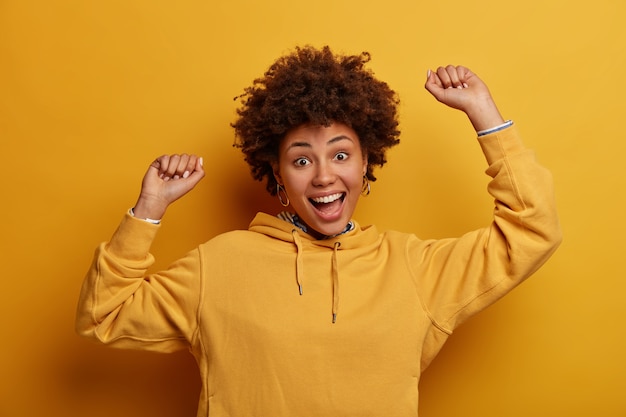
[186,157,205,184]
[150,155,167,170]
[436,66,454,89]
[443,65,465,89]
[151,155,170,179]
[182,155,199,179]
[161,154,181,181]
[456,65,472,88]
[172,154,192,180]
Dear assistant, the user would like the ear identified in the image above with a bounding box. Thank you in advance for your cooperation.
[362,154,368,177]
[272,162,283,185]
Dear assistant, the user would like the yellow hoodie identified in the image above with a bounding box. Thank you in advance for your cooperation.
[76,126,562,417]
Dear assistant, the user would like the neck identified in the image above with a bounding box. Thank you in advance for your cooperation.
[278,212,353,239]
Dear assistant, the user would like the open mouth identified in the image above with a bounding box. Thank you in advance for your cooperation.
[309,192,345,214]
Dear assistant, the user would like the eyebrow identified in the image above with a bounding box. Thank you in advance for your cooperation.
[286,135,353,151]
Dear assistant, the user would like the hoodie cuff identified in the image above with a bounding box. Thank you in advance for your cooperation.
[106,212,160,261]
[477,124,526,166]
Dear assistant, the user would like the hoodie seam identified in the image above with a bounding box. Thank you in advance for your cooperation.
[191,246,205,348]
[404,236,452,336]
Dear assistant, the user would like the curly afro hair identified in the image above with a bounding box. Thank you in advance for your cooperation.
[232,45,401,195]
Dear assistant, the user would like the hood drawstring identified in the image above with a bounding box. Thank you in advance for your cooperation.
[291,229,342,323]
[331,241,341,323]
[292,230,304,296]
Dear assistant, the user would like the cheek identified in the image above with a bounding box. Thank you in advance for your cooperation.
[281,169,309,191]
[346,169,366,191]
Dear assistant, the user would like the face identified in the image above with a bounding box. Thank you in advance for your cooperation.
[273,122,367,237]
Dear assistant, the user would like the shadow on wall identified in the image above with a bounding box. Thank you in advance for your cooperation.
[54,341,200,417]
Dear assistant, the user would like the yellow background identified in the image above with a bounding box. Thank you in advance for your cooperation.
[1,0,624,416]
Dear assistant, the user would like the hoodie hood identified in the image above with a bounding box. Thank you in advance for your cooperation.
[248,212,379,323]
[248,212,378,248]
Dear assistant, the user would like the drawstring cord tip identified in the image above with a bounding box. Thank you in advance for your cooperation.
[332,313,337,324]
[298,284,303,296]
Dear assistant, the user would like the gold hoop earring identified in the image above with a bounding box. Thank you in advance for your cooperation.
[361,176,371,196]
[277,184,290,207]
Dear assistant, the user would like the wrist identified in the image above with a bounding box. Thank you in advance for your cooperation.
[129,207,161,224]
[465,97,504,132]
[132,195,168,221]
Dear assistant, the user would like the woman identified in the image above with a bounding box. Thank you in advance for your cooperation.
[76,46,561,416]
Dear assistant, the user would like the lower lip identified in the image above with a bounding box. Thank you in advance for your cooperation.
[310,197,345,221]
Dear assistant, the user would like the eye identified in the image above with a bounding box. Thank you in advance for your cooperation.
[294,157,310,167]
[334,152,349,161]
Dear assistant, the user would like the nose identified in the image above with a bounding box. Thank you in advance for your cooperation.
[312,161,336,186]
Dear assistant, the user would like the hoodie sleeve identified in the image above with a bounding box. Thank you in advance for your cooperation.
[75,213,202,352]
[410,125,562,334]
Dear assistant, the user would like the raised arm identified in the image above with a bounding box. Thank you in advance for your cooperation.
[76,154,206,351]
[415,66,562,351]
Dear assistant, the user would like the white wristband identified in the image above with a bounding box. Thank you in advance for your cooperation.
[129,208,161,224]
[477,120,513,137]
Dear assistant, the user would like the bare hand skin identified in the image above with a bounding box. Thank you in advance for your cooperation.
[424,65,505,132]
[133,154,205,220]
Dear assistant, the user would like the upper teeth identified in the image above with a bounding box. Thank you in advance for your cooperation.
[311,193,342,204]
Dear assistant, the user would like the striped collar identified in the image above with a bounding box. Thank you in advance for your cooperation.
[277,211,354,239]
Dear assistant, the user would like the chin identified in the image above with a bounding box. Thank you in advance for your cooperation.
[310,220,349,237]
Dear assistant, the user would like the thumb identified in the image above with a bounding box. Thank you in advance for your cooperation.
[424,69,445,102]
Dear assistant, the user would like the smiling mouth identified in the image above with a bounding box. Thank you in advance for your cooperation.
[309,192,345,212]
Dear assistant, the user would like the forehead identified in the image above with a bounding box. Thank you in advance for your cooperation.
[281,122,361,150]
